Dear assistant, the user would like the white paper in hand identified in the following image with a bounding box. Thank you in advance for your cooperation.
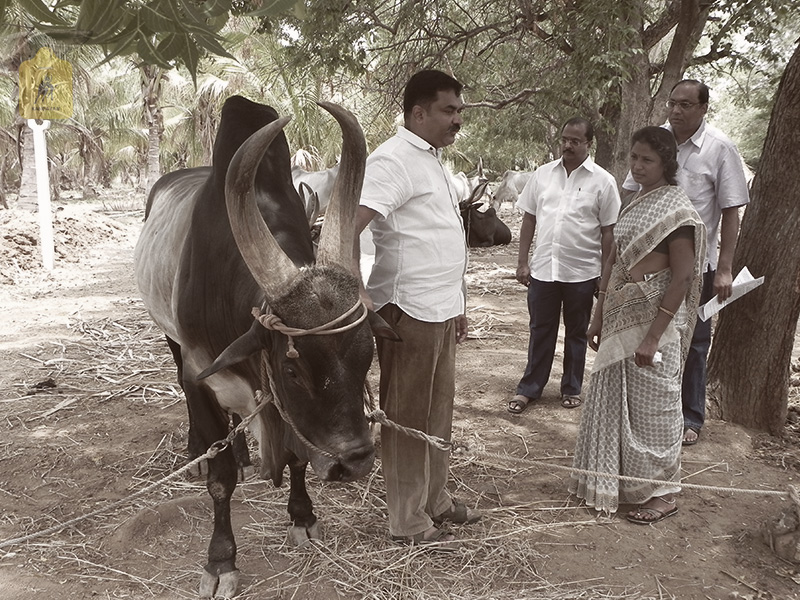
[697,266,764,322]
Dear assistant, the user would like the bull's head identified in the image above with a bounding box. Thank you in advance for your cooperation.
[199,103,395,482]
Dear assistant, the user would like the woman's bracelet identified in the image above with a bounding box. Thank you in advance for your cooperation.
[597,290,607,296]
[658,306,675,318]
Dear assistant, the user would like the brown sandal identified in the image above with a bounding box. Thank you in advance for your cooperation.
[508,394,533,414]
[626,497,678,525]
[682,426,700,446]
[433,502,481,525]
[391,527,459,552]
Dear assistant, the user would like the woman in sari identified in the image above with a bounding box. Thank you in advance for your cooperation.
[568,126,706,523]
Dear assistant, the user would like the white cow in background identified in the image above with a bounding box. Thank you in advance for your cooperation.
[291,163,374,278]
[451,157,491,203]
[452,171,471,201]
[492,169,535,209]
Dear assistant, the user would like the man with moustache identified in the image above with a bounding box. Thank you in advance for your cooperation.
[508,117,620,414]
[623,79,750,445]
[353,70,478,551]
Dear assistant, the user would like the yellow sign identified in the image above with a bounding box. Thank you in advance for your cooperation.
[19,47,73,119]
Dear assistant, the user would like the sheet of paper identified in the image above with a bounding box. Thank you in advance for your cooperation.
[697,266,765,322]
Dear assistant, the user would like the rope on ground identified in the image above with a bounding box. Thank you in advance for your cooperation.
[368,408,791,499]
[472,447,790,497]
[0,399,270,551]
[0,450,211,550]
[0,401,788,551]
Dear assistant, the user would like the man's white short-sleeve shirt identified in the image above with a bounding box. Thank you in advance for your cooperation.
[517,156,620,283]
[360,127,468,322]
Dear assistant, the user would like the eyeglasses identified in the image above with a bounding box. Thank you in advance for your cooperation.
[666,100,701,110]
[561,137,588,146]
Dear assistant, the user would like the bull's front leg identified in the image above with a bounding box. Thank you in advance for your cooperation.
[230,413,254,479]
[199,445,240,599]
[186,399,251,482]
[286,459,319,547]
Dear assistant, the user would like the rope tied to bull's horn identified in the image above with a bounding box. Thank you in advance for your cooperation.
[251,298,368,358]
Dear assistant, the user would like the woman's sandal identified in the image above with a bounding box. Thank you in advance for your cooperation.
[391,527,459,553]
[626,497,678,525]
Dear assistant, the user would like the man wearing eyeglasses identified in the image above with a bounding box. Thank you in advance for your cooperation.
[508,117,620,415]
[623,79,750,446]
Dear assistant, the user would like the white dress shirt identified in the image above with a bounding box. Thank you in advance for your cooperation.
[622,120,750,270]
[518,156,620,283]
[360,127,468,322]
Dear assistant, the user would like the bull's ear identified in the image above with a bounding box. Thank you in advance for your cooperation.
[367,310,401,342]
[299,181,320,226]
[197,320,263,380]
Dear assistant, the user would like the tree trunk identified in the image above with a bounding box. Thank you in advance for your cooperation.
[140,64,164,199]
[707,40,800,435]
[145,124,161,194]
[596,0,711,183]
[596,59,653,183]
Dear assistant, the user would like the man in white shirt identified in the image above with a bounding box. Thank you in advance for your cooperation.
[508,118,620,414]
[353,70,478,551]
[622,79,750,445]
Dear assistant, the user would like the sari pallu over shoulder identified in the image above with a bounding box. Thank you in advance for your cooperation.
[592,186,706,373]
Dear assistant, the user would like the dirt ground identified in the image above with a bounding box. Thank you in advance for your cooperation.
[1,195,800,600]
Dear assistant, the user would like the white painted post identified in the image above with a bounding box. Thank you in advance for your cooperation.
[27,119,54,271]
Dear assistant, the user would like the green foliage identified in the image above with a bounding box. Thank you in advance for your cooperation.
[1,0,300,81]
[691,6,800,170]
[269,0,800,174]
[2,0,798,189]
[270,0,650,172]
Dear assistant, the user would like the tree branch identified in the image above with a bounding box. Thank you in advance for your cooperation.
[465,87,543,109]
[642,0,682,51]
[652,0,711,99]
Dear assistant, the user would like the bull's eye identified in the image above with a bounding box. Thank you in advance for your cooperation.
[284,365,298,379]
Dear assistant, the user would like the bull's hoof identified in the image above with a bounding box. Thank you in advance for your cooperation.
[287,521,321,547]
[199,568,239,599]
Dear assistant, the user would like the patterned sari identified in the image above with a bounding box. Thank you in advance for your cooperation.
[568,185,706,513]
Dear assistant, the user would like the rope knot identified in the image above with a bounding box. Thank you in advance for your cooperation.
[367,408,387,425]
[251,309,282,330]
[251,307,299,358]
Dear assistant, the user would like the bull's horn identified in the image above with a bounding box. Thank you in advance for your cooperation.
[315,102,367,268]
[226,116,301,301]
